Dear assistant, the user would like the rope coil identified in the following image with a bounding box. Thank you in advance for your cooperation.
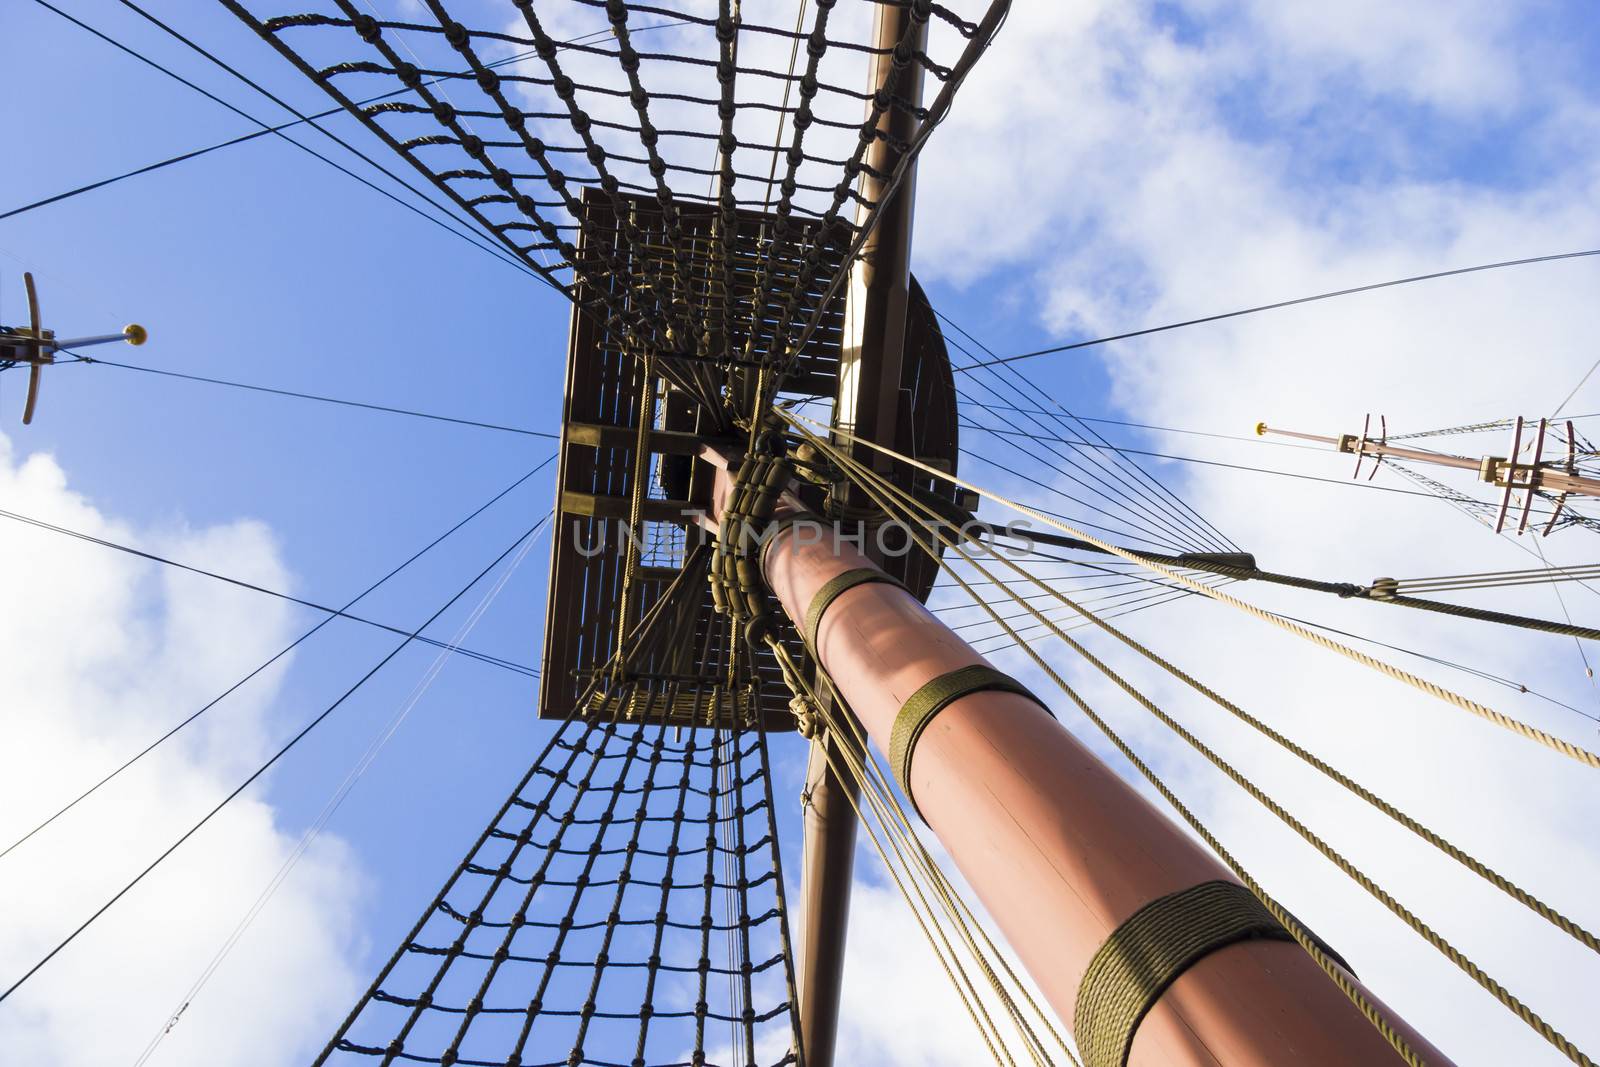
[1074,880,1348,1067]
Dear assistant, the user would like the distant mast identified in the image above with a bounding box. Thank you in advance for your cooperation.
[1260,416,1600,535]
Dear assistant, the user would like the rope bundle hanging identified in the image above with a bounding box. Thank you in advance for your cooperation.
[708,438,798,648]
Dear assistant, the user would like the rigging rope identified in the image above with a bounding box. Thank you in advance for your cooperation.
[805,419,1597,1064]
[767,639,1077,1067]
[0,504,541,675]
[28,0,544,283]
[788,419,1430,1065]
[132,501,544,1065]
[863,467,1600,956]
[804,412,1600,771]
[937,309,1240,555]
[71,354,559,437]
[959,248,1600,370]
[1385,563,1600,595]
[958,416,1480,504]
[1,20,685,224]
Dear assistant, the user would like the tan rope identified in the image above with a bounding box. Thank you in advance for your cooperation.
[1075,881,1311,1067]
[1011,577,1600,954]
[794,411,1600,772]
[809,422,1595,1066]
[780,662,1028,1067]
[835,428,1600,954]
[771,642,1077,1066]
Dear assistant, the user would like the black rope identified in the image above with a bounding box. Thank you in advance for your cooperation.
[0,521,545,1005]
[0,505,544,673]
[314,576,800,1066]
[0,20,692,224]
[72,354,559,439]
[28,0,541,282]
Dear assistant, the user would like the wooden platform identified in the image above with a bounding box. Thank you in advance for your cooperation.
[537,190,841,728]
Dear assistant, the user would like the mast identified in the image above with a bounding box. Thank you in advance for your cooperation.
[1260,417,1600,534]
[701,471,1452,1066]
[795,5,928,1063]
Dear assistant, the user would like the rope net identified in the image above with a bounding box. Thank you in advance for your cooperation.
[321,677,800,1067]
[221,0,1007,399]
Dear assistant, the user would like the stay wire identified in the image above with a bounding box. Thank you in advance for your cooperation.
[30,0,538,284]
[0,461,550,864]
[1531,535,1600,715]
[970,586,1208,658]
[1553,355,1600,419]
[0,505,540,676]
[955,444,1227,552]
[962,248,1600,370]
[1,19,686,223]
[959,424,1459,503]
[131,518,545,1066]
[71,354,559,439]
[934,315,1229,553]
[1275,612,1600,730]
[953,575,1233,644]
[952,364,1223,552]
[938,311,1239,555]
[954,386,1230,554]
[0,520,544,1004]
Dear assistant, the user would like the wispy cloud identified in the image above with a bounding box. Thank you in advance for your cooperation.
[0,433,366,1066]
[831,2,1600,1064]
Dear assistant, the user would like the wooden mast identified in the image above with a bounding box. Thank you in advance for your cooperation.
[794,5,928,1063]
[696,476,1455,1066]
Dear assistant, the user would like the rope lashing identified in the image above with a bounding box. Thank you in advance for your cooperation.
[709,443,798,646]
[889,664,1044,810]
[801,567,906,653]
[762,635,1081,1067]
[1074,881,1349,1067]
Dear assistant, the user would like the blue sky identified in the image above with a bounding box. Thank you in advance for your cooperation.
[6,2,1600,1065]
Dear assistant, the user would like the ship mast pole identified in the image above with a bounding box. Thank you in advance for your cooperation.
[794,5,929,1065]
[706,493,1452,1066]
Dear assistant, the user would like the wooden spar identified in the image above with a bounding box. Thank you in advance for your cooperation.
[1260,421,1600,499]
[733,513,1453,1066]
[795,5,929,1065]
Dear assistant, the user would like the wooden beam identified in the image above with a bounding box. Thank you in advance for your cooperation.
[565,421,716,456]
[558,490,699,524]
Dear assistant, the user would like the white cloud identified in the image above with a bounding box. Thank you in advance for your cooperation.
[0,432,366,1066]
[822,3,1600,1065]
